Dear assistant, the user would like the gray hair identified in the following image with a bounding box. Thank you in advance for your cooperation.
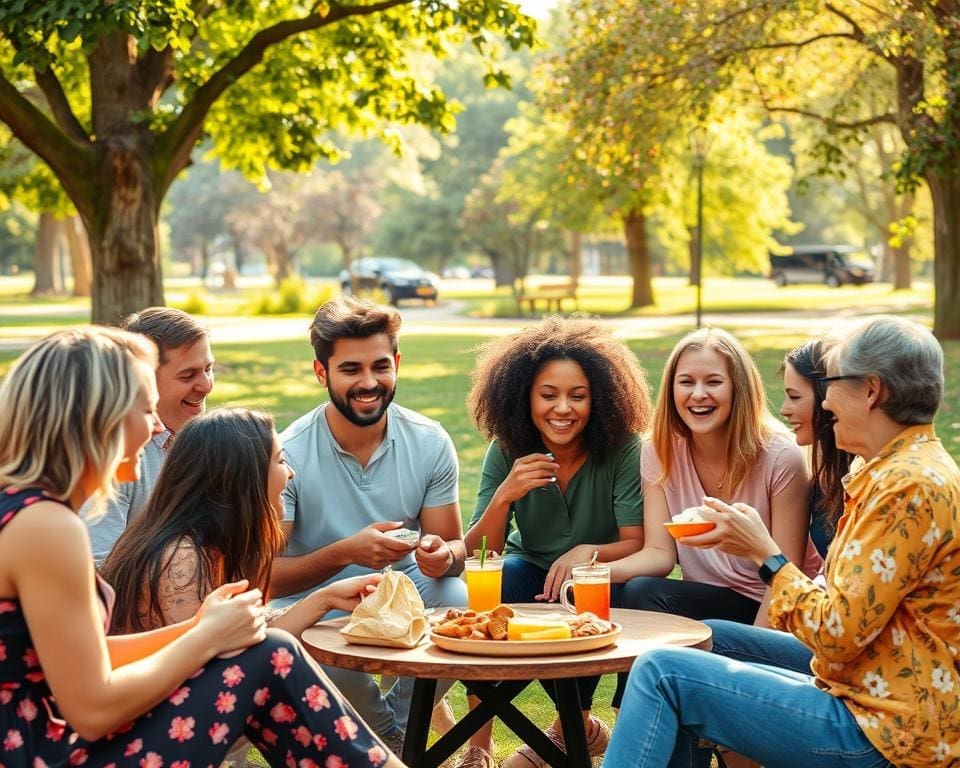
[831,316,943,424]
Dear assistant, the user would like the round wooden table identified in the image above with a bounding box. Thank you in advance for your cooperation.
[302,605,711,768]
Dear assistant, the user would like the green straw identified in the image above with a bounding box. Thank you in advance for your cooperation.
[480,535,487,569]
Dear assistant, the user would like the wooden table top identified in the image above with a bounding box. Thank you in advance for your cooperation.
[301,604,711,681]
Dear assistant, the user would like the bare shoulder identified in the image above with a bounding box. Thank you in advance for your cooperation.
[0,499,93,596]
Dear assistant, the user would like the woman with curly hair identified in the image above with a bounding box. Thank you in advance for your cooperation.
[453,316,653,768]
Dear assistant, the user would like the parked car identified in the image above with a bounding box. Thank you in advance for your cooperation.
[340,257,440,305]
[769,245,876,287]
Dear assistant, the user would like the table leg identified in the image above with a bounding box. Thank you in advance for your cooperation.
[554,678,590,768]
[402,677,437,768]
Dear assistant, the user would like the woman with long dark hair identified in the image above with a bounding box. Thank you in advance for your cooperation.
[104,407,382,636]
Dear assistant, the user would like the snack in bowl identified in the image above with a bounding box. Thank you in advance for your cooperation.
[664,506,717,539]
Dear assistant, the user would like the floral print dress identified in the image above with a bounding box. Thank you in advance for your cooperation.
[0,487,391,768]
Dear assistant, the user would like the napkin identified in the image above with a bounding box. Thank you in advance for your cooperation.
[340,570,428,648]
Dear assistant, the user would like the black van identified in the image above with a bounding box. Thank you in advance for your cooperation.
[769,245,876,287]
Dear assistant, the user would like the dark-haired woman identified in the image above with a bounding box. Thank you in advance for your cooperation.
[0,329,401,768]
[454,316,653,768]
[103,407,381,638]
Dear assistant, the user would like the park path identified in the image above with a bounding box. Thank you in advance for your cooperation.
[0,295,931,352]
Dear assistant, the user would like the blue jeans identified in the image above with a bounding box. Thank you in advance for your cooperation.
[322,563,467,740]
[706,619,814,674]
[602,644,890,768]
[612,576,760,708]
[502,556,622,710]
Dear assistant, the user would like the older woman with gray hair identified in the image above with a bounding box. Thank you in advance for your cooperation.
[603,316,959,768]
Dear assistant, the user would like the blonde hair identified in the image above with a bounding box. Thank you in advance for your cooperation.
[0,327,157,509]
[652,327,776,493]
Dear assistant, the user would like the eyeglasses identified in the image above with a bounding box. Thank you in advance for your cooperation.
[816,374,864,388]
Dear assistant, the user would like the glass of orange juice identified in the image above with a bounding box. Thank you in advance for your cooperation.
[464,555,504,612]
[560,564,611,621]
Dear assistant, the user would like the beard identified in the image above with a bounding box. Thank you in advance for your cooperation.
[328,382,397,427]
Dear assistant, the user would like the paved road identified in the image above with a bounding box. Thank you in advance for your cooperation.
[0,296,931,352]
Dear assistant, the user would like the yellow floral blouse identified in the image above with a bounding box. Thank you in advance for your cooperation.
[769,424,960,768]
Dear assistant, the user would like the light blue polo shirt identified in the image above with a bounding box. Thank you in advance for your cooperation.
[276,402,459,606]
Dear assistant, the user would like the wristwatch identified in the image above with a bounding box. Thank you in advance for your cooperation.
[758,553,789,585]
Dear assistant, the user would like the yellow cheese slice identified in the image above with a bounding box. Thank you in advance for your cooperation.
[507,617,572,641]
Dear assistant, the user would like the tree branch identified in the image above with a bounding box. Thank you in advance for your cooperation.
[33,67,89,142]
[0,73,94,215]
[155,0,413,195]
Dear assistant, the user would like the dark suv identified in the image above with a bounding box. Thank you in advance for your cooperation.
[770,245,876,287]
[340,257,440,305]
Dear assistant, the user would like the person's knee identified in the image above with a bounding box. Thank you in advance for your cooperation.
[620,576,673,611]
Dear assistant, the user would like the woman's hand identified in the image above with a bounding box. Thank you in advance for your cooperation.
[194,580,267,656]
[683,497,780,565]
[497,453,560,504]
[536,544,596,602]
[316,574,384,614]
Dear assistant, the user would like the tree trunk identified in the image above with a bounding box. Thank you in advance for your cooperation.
[489,252,516,287]
[86,135,165,324]
[62,215,93,297]
[624,209,655,307]
[928,171,960,339]
[569,230,581,289]
[31,212,63,296]
[892,244,911,291]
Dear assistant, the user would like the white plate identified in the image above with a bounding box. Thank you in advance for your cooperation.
[429,623,621,657]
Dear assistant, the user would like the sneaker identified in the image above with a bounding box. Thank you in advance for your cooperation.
[452,746,495,768]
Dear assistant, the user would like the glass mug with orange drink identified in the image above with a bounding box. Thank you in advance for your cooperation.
[464,553,504,612]
[559,564,611,621]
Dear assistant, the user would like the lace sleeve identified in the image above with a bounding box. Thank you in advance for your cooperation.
[156,539,205,626]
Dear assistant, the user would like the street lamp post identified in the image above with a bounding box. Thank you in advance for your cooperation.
[689,126,711,329]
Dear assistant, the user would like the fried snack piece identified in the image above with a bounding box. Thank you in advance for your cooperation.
[432,604,516,640]
[567,612,612,637]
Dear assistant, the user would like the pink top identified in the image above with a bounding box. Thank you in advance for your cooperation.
[642,430,820,602]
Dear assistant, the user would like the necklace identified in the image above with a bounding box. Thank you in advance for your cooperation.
[692,451,726,492]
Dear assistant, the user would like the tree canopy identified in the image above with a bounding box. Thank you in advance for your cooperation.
[0,0,535,321]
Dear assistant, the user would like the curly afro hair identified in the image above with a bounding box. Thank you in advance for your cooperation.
[467,316,652,460]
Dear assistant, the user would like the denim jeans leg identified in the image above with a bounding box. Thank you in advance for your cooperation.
[601,647,890,768]
[706,619,814,674]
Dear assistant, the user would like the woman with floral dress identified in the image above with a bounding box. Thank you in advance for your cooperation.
[0,327,403,768]
[604,316,959,768]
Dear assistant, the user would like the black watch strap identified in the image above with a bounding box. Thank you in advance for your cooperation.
[758,553,789,585]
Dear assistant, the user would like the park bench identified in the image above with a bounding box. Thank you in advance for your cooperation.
[515,280,578,315]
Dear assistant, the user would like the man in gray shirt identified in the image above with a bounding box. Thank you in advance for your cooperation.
[84,308,214,562]
[273,296,467,749]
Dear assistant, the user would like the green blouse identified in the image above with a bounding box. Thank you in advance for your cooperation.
[470,434,643,571]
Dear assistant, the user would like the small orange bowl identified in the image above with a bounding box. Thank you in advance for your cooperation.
[664,521,716,539]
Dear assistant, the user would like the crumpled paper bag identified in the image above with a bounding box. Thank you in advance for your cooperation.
[340,570,428,648]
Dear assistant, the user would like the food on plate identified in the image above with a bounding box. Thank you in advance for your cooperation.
[507,617,572,641]
[431,605,613,642]
[567,612,612,637]
[664,506,717,539]
[431,604,515,640]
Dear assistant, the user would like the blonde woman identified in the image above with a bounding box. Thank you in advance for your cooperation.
[606,327,818,709]
[0,328,401,768]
